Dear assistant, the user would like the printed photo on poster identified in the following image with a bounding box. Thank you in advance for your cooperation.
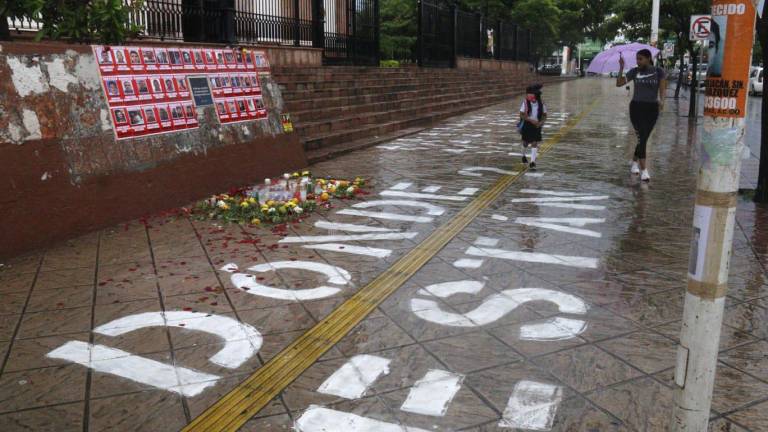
[156,48,170,66]
[113,108,128,125]
[245,50,254,69]
[216,101,228,117]
[95,46,114,68]
[169,49,183,68]
[184,104,197,124]
[237,99,248,116]
[708,16,727,78]
[176,76,189,93]
[193,50,205,70]
[151,78,164,94]
[227,99,238,116]
[122,78,137,99]
[136,77,152,100]
[144,106,160,129]
[182,50,195,70]
[105,79,121,99]
[216,50,226,70]
[158,105,171,123]
[164,77,177,97]
[204,50,217,70]
[247,98,256,112]
[114,48,128,69]
[128,48,144,71]
[128,108,145,126]
[142,49,158,71]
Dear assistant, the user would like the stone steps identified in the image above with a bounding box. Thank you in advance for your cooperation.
[272,65,566,158]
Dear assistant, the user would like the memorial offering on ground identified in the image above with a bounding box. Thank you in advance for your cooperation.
[192,172,368,225]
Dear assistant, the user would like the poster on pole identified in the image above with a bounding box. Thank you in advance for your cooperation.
[703,1,757,118]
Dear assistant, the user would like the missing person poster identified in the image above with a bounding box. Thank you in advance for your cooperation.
[703,1,757,118]
[93,45,269,138]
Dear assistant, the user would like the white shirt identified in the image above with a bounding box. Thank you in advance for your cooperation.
[520,100,547,120]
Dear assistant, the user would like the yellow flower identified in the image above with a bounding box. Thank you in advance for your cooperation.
[220,203,230,210]
[267,200,275,207]
[291,198,300,205]
[248,197,257,205]
[320,192,330,201]
[251,218,261,225]
[240,201,250,208]
[302,171,311,176]
[292,172,300,178]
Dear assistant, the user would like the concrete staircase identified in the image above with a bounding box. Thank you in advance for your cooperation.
[272,66,569,163]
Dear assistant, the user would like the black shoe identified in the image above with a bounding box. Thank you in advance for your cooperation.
[529,161,536,169]
[522,155,528,164]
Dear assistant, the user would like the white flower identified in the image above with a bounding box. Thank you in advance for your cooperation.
[264,178,271,185]
[294,206,304,214]
[217,200,227,208]
[283,173,290,180]
[268,208,277,214]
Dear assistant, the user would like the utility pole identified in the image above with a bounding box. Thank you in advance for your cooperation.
[651,0,661,46]
[673,1,758,431]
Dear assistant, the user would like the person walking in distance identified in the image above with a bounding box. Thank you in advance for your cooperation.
[616,49,667,182]
[519,84,547,169]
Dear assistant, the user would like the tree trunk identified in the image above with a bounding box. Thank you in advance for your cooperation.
[755,12,768,202]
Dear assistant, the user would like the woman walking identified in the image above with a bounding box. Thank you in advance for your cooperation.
[616,49,667,182]
[519,84,547,169]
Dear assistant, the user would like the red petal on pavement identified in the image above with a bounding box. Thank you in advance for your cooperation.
[210,302,218,306]
[183,307,193,311]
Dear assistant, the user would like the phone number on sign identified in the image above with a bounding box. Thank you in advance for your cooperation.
[704,96,741,115]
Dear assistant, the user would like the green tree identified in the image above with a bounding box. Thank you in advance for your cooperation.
[1,0,143,44]
[380,0,418,61]
[583,0,619,44]
[510,0,561,57]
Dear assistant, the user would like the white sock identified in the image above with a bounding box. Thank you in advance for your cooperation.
[531,148,538,162]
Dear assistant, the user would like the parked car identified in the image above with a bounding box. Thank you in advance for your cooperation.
[538,64,562,76]
[750,67,764,96]
[685,63,708,88]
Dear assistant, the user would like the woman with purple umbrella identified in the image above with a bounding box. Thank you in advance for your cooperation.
[616,49,667,182]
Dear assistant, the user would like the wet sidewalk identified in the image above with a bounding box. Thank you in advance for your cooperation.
[2,79,768,431]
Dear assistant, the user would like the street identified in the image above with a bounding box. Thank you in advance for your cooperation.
[1,78,767,431]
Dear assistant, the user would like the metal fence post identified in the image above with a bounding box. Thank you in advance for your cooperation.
[451,4,458,68]
[293,0,301,46]
[417,0,424,67]
[312,0,325,49]
[374,0,381,65]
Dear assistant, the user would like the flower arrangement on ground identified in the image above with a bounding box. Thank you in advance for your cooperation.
[192,171,367,225]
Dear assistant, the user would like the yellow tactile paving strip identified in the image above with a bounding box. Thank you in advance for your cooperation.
[183,97,601,432]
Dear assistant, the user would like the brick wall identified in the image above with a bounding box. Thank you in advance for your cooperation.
[0,41,308,259]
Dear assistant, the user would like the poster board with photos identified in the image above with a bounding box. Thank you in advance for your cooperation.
[93,45,271,140]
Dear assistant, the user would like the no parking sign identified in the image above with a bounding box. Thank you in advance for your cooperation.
[690,15,712,40]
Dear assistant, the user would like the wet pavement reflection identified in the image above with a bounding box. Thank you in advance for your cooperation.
[0,79,767,431]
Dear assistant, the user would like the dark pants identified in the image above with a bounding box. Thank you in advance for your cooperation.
[629,101,659,160]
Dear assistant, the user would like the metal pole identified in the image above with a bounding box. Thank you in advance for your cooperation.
[673,1,758,430]
[651,0,661,46]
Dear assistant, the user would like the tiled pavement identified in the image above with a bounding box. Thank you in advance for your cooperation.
[2,79,768,431]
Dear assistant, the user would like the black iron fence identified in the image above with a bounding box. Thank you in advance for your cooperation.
[3,0,378,65]
[418,0,533,67]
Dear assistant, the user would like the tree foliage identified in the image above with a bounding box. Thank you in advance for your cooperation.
[380,0,418,61]
[1,0,143,44]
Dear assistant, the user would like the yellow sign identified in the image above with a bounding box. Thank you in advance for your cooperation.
[281,114,294,133]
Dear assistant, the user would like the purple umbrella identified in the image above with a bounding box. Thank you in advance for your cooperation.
[587,43,660,74]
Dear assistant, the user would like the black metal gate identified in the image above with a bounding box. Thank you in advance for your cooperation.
[418,0,454,67]
[323,0,380,65]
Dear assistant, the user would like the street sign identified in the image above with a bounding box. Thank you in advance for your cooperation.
[690,15,712,41]
[663,42,676,59]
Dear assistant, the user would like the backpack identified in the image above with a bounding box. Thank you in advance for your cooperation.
[517,99,543,134]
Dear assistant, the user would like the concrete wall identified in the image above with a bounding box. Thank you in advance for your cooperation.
[0,41,308,259]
